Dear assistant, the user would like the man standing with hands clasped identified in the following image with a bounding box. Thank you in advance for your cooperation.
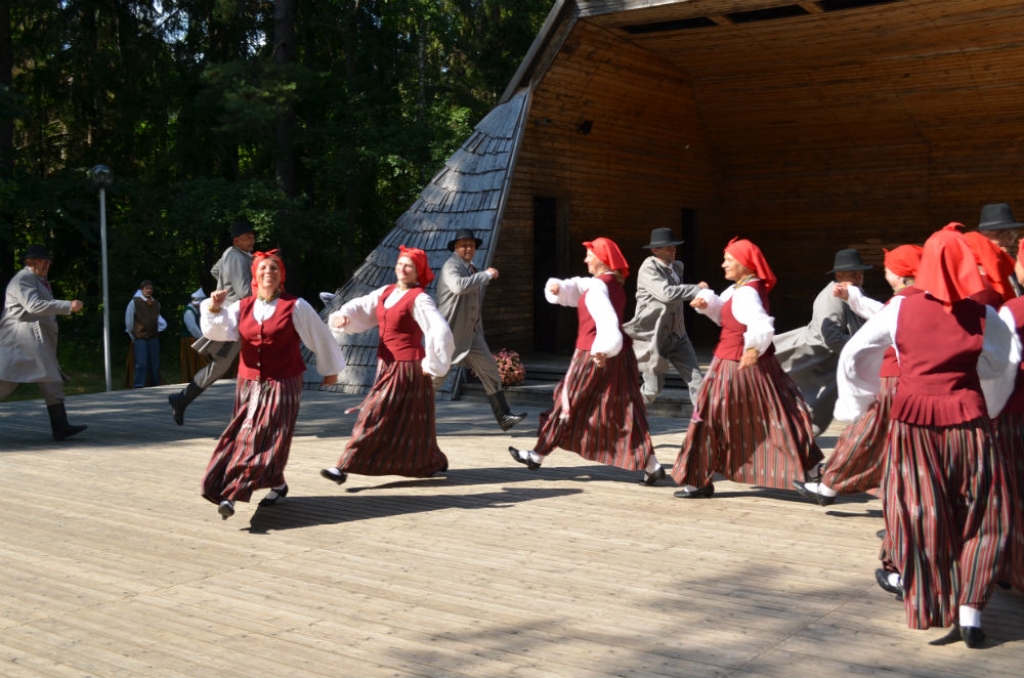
[435,228,525,431]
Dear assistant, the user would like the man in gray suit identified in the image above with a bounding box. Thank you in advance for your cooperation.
[623,227,707,405]
[435,228,525,431]
[168,219,255,424]
[774,248,872,436]
[0,244,88,440]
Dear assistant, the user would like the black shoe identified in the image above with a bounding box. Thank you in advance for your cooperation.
[805,462,825,483]
[218,501,235,520]
[320,468,347,484]
[508,446,540,470]
[640,465,666,486]
[793,480,836,507]
[874,568,903,600]
[258,484,289,507]
[876,529,886,540]
[498,412,526,432]
[961,625,986,648]
[168,392,185,426]
[673,483,714,499]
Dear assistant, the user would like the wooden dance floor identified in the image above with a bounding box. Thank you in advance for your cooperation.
[2,382,1022,677]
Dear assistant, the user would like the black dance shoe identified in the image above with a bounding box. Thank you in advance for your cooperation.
[673,483,714,499]
[258,484,289,507]
[320,468,348,484]
[508,446,540,470]
[640,465,666,486]
[874,568,903,600]
[218,501,235,520]
[792,480,836,507]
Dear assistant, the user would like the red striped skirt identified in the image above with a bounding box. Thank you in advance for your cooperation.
[534,348,654,471]
[822,376,897,494]
[202,374,303,504]
[993,412,1024,591]
[670,355,823,490]
[884,418,1010,629]
[336,359,447,477]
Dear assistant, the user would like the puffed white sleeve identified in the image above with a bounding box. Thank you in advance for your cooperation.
[200,298,242,341]
[844,285,885,319]
[328,287,386,338]
[293,298,347,376]
[412,292,454,378]
[730,285,775,355]
[834,298,901,422]
[693,287,724,325]
[582,278,623,358]
[982,306,1022,418]
[545,277,585,307]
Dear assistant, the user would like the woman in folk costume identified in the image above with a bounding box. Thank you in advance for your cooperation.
[835,226,1018,648]
[671,237,823,499]
[794,244,924,506]
[200,250,347,520]
[321,246,453,483]
[508,237,666,485]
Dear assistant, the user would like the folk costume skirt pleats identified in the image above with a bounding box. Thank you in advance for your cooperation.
[202,374,303,504]
[671,355,823,490]
[822,375,897,495]
[884,418,1010,629]
[336,359,447,477]
[992,412,1024,592]
[535,348,654,471]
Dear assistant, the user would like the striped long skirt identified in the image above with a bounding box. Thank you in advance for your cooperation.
[884,418,1010,629]
[336,359,447,477]
[671,355,823,490]
[822,376,897,495]
[202,374,303,504]
[534,348,654,471]
[993,412,1024,591]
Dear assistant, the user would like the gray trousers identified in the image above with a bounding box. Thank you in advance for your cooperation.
[191,340,242,389]
[0,379,66,405]
[640,333,704,404]
[434,331,503,395]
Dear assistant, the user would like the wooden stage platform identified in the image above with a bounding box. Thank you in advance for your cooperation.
[2,382,1022,676]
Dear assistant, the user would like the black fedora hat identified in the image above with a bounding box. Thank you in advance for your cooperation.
[23,244,53,261]
[827,248,873,274]
[642,227,684,249]
[447,228,483,251]
[978,202,1024,231]
[230,219,255,239]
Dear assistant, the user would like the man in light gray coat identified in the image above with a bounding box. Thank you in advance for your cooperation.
[0,244,88,440]
[435,228,525,431]
[168,219,255,424]
[774,248,872,436]
[623,227,707,404]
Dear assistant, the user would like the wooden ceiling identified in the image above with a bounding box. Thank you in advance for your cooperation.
[579,0,1024,152]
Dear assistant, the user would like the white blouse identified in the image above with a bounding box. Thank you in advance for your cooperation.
[692,281,775,356]
[545,276,623,357]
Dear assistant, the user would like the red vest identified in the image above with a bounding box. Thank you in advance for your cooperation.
[576,273,628,352]
[879,286,924,378]
[891,293,986,426]
[1000,296,1024,415]
[377,285,425,362]
[237,295,307,381]
[714,279,774,361]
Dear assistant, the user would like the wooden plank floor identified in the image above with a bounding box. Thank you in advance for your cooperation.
[2,382,1022,677]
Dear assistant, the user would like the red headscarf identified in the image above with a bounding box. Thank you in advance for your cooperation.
[962,229,1016,302]
[882,244,923,279]
[724,237,777,292]
[250,249,286,295]
[398,245,434,286]
[583,237,630,278]
[915,224,986,309]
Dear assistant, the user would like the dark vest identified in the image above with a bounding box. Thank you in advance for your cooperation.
[132,297,161,339]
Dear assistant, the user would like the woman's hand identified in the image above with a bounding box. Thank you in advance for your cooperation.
[321,374,338,387]
[690,297,708,310]
[546,281,560,295]
[330,315,349,329]
[739,347,759,370]
[208,289,227,313]
[592,352,607,368]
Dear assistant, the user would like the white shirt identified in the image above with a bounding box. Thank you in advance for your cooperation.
[692,282,775,355]
[545,276,623,357]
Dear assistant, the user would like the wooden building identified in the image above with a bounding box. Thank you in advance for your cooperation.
[321,0,1024,392]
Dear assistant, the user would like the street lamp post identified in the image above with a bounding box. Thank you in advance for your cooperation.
[89,165,114,392]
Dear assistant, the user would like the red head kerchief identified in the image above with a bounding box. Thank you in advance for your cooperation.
[882,244,923,279]
[915,224,986,310]
[962,230,1016,302]
[724,237,777,292]
[398,245,434,286]
[583,237,630,278]
[250,249,286,294]
[1018,237,1024,269]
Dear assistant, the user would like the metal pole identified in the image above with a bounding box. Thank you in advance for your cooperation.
[99,186,112,392]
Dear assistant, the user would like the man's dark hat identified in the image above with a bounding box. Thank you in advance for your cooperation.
[642,227,684,249]
[447,228,483,252]
[231,219,255,239]
[977,202,1024,231]
[23,244,53,261]
[827,248,873,274]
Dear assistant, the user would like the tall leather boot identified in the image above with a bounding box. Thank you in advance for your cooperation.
[488,391,526,432]
[168,381,204,426]
[46,403,87,441]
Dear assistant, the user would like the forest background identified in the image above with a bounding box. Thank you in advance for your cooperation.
[0,0,552,391]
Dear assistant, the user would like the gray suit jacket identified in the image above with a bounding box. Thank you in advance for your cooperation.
[435,253,493,363]
[623,256,703,371]
[193,245,253,357]
[0,267,74,382]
